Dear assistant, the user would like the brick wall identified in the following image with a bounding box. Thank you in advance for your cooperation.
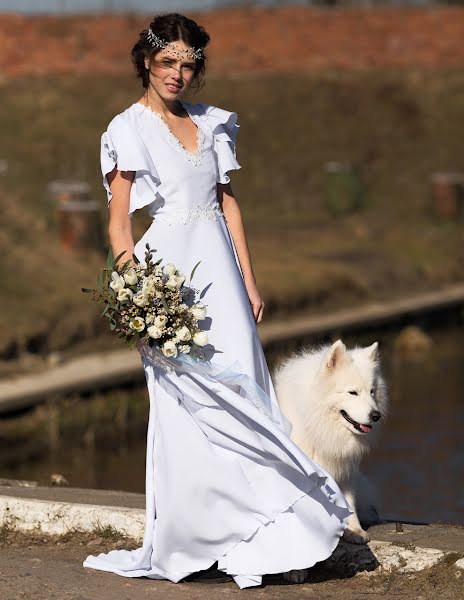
[2,6,464,79]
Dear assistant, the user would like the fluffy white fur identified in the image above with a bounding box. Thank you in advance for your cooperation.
[274,339,389,583]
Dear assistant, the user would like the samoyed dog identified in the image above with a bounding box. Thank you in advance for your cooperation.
[274,339,389,552]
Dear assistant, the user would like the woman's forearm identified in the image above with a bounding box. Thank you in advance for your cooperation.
[108,221,136,270]
[105,168,137,270]
[222,195,256,284]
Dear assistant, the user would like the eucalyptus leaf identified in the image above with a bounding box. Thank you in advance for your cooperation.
[190,261,201,282]
[106,246,114,268]
[113,250,128,267]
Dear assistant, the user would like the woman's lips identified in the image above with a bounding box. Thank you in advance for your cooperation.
[166,84,181,92]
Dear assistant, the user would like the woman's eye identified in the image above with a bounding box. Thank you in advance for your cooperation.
[348,390,358,396]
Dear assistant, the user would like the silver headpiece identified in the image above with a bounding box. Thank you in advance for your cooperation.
[147,27,204,60]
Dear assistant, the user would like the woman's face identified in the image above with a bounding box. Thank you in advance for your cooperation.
[144,40,198,100]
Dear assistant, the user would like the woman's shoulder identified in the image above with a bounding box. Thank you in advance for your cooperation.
[184,101,239,142]
[104,104,141,135]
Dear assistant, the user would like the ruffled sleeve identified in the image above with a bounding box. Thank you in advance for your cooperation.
[195,104,241,184]
[100,114,161,217]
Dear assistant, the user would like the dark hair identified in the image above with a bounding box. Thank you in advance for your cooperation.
[131,13,211,93]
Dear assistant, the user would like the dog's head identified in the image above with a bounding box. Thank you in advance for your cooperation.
[320,339,389,438]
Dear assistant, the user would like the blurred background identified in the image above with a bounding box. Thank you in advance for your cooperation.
[0,0,463,526]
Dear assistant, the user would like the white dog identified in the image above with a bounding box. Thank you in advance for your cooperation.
[274,339,389,583]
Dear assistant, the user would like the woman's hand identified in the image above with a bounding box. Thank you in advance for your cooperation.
[244,277,265,323]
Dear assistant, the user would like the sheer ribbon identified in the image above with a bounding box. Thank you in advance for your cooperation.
[136,340,293,436]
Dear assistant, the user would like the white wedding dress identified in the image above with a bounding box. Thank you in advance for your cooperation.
[82,100,352,589]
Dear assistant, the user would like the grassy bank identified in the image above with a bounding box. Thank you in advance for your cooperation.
[1,68,463,365]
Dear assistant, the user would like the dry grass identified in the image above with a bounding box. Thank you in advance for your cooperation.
[1,68,463,361]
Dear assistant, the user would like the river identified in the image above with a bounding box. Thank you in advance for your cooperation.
[3,322,463,525]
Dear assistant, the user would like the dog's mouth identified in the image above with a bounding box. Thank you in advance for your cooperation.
[340,410,372,434]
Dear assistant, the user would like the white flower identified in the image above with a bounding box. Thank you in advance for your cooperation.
[132,291,149,307]
[147,325,163,339]
[142,276,156,294]
[162,340,178,357]
[191,303,207,320]
[123,268,138,286]
[145,313,155,324]
[154,315,168,328]
[109,271,125,292]
[117,288,133,303]
[163,263,177,277]
[193,331,208,347]
[179,344,190,354]
[129,316,145,332]
[175,326,191,342]
[165,275,185,291]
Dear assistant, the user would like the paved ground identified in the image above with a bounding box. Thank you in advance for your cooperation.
[0,528,463,600]
[1,484,464,598]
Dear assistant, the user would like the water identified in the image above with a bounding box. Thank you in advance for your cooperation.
[3,323,464,525]
[0,0,310,14]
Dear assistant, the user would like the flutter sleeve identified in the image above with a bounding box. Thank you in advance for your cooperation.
[100,114,161,217]
[199,104,242,184]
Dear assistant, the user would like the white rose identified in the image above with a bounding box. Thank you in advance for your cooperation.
[132,291,149,307]
[166,275,185,291]
[193,331,208,347]
[175,326,191,342]
[117,288,133,303]
[162,340,178,357]
[191,303,207,320]
[179,344,191,354]
[129,316,145,332]
[154,315,168,328]
[109,271,125,292]
[123,268,138,286]
[147,325,163,339]
[163,263,177,277]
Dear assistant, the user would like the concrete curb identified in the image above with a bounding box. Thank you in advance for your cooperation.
[0,495,145,539]
[2,283,464,415]
[1,492,462,574]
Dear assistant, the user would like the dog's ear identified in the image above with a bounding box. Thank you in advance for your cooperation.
[323,339,347,372]
[365,341,379,361]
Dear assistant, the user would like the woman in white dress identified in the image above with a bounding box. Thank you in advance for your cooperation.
[83,13,352,589]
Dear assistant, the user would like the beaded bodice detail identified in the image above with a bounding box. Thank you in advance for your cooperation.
[136,102,206,166]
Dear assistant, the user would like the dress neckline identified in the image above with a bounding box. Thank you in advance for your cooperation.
[133,100,204,161]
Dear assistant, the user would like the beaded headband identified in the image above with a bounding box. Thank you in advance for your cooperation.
[147,27,204,60]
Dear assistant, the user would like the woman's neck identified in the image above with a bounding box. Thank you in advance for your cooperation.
[140,91,184,118]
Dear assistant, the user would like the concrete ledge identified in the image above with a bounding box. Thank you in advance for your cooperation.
[2,283,464,415]
[1,483,463,574]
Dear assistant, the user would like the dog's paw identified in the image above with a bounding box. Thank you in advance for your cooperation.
[343,527,370,544]
[282,568,309,584]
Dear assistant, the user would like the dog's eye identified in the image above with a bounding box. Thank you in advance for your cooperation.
[348,390,358,396]
[370,388,375,396]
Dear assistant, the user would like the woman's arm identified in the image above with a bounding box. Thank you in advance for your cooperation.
[217,182,265,323]
[106,167,137,270]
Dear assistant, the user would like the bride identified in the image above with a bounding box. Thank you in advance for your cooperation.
[83,11,352,589]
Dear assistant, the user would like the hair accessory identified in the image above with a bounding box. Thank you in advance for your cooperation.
[147,27,204,60]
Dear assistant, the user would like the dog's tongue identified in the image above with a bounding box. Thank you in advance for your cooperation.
[360,424,372,433]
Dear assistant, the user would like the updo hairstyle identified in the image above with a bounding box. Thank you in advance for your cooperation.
[131,13,211,92]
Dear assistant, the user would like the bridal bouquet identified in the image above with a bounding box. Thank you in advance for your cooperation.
[82,243,209,359]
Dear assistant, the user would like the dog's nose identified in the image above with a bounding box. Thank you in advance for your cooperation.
[370,410,381,422]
